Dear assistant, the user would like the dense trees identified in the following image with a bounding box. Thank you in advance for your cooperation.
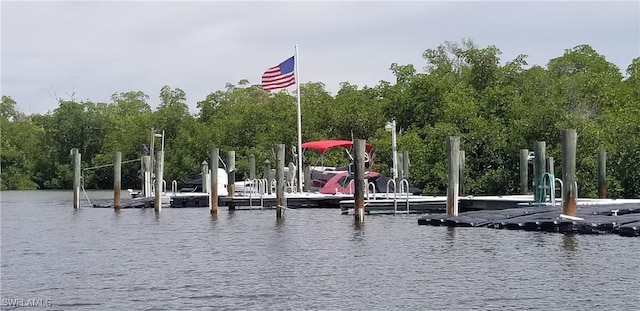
[1,41,638,198]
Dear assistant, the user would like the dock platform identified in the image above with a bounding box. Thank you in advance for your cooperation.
[90,192,539,211]
[339,195,448,214]
[418,200,640,237]
[219,192,354,209]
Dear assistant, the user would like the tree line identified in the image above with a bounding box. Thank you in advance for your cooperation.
[1,40,639,198]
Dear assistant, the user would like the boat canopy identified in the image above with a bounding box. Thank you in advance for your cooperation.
[301,140,374,155]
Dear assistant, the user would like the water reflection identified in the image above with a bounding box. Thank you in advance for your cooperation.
[350,221,365,244]
[227,209,236,220]
[562,234,578,253]
[532,230,548,247]
[111,209,121,222]
[446,226,456,241]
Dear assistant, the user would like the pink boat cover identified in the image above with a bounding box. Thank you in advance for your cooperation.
[301,140,374,154]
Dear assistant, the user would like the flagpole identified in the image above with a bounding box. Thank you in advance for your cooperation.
[295,44,303,193]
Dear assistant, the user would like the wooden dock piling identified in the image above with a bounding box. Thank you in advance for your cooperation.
[397,152,404,182]
[402,150,410,179]
[149,128,155,174]
[142,156,151,197]
[561,129,577,216]
[598,149,607,198]
[227,151,235,197]
[210,148,219,214]
[459,150,465,196]
[275,144,285,219]
[201,161,209,193]
[519,149,529,194]
[154,150,164,213]
[249,154,256,180]
[446,136,460,216]
[546,156,555,202]
[72,148,81,209]
[114,151,121,210]
[354,139,366,223]
[263,159,271,195]
[303,159,311,192]
[533,141,546,201]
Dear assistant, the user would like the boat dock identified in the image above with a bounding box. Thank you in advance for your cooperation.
[219,192,354,210]
[93,192,541,213]
[92,192,355,209]
[339,195,447,214]
[417,200,640,237]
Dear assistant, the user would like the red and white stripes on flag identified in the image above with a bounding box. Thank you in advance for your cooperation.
[262,56,295,91]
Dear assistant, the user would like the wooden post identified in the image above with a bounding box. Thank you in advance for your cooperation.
[446,136,460,216]
[210,148,219,214]
[201,161,209,192]
[114,151,121,210]
[519,149,529,195]
[149,128,155,179]
[142,156,152,197]
[154,150,164,212]
[459,150,465,196]
[354,139,366,223]
[597,149,607,198]
[249,154,256,180]
[562,129,577,216]
[72,148,81,209]
[226,151,235,197]
[533,141,546,201]
[303,159,311,192]
[275,144,285,219]
[263,159,271,194]
[397,152,404,182]
[546,157,554,176]
[402,150,410,179]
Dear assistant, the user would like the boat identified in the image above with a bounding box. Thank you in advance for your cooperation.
[302,139,421,195]
[301,139,375,192]
[179,168,229,196]
[320,171,422,195]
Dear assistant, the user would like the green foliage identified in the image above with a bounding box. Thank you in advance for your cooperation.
[1,96,42,190]
[1,41,638,198]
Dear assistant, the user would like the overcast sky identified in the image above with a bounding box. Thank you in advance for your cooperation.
[2,1,639,115]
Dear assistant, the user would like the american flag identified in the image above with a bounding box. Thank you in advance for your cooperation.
[262,56,295,91]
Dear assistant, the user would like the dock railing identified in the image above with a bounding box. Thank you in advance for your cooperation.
[247,178,268,210]
[385,178,411,214]
[398,179,410,214]
[365,182,376,200]
[553,179,578,207]
[537,175,579,207]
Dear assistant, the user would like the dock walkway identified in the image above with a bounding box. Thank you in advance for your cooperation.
[418,201,640,237]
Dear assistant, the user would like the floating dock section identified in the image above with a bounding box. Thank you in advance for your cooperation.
[219,192,354,210]
[339,195,448,214]
[418,201,640,237]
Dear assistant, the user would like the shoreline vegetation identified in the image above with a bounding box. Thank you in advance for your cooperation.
[1,40,639,198]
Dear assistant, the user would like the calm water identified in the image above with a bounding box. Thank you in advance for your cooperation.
[1,190,638,310]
